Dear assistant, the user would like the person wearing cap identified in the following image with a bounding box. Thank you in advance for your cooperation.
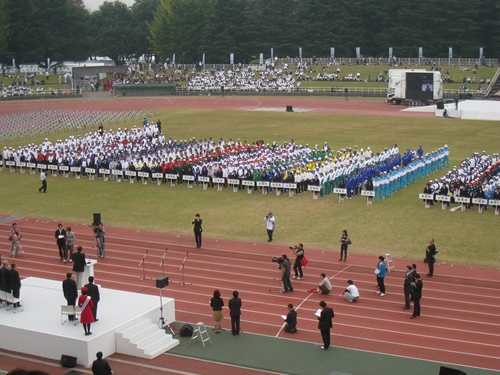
[342,280,360,302]
[78,286,95,336]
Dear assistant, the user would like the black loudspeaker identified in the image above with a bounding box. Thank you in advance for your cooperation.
[93,212,101,226]
[60,354,77,368]
[180,324,193,337]
[436,100,444,109]
[439,366,466,375]
[156,276,169,288]
[286,105,293,112]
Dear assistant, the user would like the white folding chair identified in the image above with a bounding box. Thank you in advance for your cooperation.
[6,292,24,312]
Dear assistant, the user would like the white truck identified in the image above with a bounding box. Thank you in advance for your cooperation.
[387,69,443,106]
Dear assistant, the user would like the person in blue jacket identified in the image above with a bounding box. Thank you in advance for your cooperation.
[376,255,387,296]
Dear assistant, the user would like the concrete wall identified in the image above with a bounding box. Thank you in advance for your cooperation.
[114,84,176,97]
[73,66,127,79]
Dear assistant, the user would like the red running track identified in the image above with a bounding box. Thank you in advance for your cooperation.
[0,216,499,374]
[0,96,434,118]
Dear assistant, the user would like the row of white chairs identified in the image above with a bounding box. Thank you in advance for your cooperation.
[0,108,159,143]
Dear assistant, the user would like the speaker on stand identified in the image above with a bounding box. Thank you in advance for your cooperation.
[93,212,101,227]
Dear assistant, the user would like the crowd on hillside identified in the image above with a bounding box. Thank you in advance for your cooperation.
[112,60,379,91]
[1,120,450,200]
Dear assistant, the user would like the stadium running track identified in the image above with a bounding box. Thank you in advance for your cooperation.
[0,216,499,375]
[0,98,498,374]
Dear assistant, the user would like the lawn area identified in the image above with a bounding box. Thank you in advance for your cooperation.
[0,104,499,268]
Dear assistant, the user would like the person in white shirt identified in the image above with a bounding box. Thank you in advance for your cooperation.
[342,280,360,302]
[317,273,332,295]
[264,212,275,243]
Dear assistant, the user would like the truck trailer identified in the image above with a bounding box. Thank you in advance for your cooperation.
[387,69,443,106]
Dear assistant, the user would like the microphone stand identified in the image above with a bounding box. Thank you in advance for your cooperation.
[159,248,167,276]
[138,250,151,280]
[179,252,191,286]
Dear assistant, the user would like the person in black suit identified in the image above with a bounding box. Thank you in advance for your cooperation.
[284,303,297,333]
[403,265,414,310]
[228,290,242,335]
[8,263,21,308]
[426,238,438,277]
[62,272,78,321]
[55,223,67,262]
[85,276,100,321]
[192,214,203,248]
[0,260,10,304]
[317,300,334,350]
[411,274,423,319]
[71,246,86,289]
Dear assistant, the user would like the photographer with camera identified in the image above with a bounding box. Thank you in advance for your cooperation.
[264,212,275,243]
[290,244,305,280]
[93,223,106,258]
[280,254,293,293]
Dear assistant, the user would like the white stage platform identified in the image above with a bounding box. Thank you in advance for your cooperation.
[0,277,177,366]
[402,98,500,121]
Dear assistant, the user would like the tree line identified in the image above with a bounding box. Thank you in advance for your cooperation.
[1,0,499,67]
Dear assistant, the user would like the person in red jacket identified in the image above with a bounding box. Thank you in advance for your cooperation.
[78,286,95,336]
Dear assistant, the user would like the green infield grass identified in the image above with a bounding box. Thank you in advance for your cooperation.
[1,104,499,268]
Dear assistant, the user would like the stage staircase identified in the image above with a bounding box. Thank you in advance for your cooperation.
[485,68,500,98]
[115,318,179,359]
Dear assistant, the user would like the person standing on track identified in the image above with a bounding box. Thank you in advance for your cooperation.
[317,300,334,350]
[411,274,423,319]
[403,265,414,310]
[291,243,305,280]
[339,229,350,262]
[426,238,437,277]
[9,223,22,258]
[192,214,203,248]
[229,290,242,335]
[375,255,387,296]
[264,212,275,243]
[210,289,224,333]
[55,223,67,262]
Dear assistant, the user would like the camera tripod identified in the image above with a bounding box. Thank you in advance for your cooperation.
[269,266,284,293]
[158,287,176,336]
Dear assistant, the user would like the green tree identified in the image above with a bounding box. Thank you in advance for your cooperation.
[0,0,90,67]
[130,0,160,62]
[89,1,134,64]
[149,0,208,63]
[201,0,253,63]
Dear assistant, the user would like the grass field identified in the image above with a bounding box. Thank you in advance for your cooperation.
[1,101,499,268]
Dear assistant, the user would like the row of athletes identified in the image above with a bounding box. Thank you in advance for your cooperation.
[423,154,500,212]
